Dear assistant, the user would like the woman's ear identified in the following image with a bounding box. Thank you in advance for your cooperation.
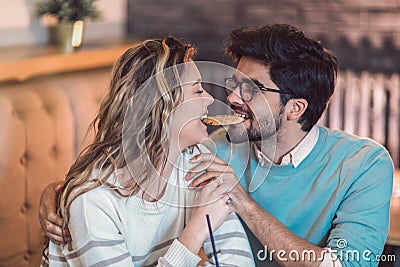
[287,98,308,121]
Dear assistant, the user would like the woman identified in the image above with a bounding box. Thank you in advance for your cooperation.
[45,36,254,266]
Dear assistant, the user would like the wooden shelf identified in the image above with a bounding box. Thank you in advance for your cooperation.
[0,42,138,83]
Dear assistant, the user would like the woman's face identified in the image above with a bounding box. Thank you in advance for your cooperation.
[170,61,214,151]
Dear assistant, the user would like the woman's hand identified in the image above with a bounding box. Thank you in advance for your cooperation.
[178,178,233,254]
[38,181,71,244]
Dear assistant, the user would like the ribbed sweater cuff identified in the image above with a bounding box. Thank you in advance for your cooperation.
[163,239,201,266]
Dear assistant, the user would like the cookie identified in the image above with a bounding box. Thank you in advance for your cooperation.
[201,115,244,126]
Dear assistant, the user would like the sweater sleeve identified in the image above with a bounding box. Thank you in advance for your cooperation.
[48,190,134,266]
[201,212,255,267]
[326,146,393,267]
[48,189,202,267]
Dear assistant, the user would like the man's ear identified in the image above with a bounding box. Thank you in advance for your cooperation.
[286,98,308,121]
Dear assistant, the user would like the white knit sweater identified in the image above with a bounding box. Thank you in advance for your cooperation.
[47,146,254,266]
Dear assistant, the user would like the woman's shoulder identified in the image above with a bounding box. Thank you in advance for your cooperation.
[70,185,120,214]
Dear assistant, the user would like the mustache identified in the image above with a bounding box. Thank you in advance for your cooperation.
[230,104,253,119]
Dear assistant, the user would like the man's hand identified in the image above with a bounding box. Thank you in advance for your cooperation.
[39,181,71,244]
[185,153,324,267]
[185,153,250,214]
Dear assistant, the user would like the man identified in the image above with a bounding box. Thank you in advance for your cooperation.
[40,24,393,266]
[185,24,393,266]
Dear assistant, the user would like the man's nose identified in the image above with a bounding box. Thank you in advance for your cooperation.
[227,88,244,105]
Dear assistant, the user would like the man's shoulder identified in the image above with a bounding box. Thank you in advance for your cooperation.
[319,125,392,163]
[321,125,386,150]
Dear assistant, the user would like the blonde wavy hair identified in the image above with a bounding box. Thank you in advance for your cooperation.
[57,36,196,236]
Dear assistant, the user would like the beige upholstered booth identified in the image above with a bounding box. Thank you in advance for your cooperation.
[0,45,132,267]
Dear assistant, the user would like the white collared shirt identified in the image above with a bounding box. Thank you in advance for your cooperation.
[254,124,319,168]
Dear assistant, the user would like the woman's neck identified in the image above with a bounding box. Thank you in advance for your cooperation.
[138,142,182,202]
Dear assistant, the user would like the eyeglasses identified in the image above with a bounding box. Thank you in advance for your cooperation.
[224,77,292,102]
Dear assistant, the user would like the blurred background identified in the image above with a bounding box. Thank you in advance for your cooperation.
[128,0,400,73]
[1,0,399,72]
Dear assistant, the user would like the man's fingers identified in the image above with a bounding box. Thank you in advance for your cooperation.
[46,231,70,245]
[47,213,64,227]
[188,171,223,188]
[186,161,233,180]
[44,220,71,241]
[45,221,64,236]
[189,153,227,164]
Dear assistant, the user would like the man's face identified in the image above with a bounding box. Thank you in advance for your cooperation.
[226,56,285,143]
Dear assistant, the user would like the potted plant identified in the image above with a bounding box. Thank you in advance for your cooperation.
[36,0,102,53]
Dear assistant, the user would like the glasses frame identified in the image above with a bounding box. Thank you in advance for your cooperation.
[224,77,292,102]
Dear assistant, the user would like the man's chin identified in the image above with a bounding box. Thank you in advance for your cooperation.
[225,127,250,144]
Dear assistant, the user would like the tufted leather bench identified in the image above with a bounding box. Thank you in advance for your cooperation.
[0,69,109,267]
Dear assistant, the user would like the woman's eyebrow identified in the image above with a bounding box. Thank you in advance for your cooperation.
[192,79,202,86]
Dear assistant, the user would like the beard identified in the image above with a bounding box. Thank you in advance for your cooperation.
[226,105,284,144]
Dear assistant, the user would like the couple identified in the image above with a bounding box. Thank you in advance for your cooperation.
[40,24,394,267]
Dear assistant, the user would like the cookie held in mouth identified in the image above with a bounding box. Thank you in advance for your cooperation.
[201,115,245,126]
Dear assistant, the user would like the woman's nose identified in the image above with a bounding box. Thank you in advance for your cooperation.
[203,90,214,106]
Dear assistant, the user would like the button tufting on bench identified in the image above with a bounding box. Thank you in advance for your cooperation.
[42,104,51,114]
[50,146,58,158]
[0,66,125,267]
[19,153,28,166]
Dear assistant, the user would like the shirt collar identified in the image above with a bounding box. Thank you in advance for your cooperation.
[254,124,319,168]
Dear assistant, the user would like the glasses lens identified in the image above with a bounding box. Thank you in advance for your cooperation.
[225,78,237,95]
[241,81,255,102]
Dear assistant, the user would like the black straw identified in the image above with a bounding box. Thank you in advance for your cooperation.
[206,214,220,267]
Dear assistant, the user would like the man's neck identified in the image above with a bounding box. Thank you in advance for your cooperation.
[255,125,308,164]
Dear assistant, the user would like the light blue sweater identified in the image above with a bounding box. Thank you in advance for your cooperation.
[210,125,393,267]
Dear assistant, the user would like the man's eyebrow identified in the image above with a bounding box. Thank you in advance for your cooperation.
[250,78,264,87]
[231,75,264,87]
[238,76,264,87]
[231,74,248,81]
